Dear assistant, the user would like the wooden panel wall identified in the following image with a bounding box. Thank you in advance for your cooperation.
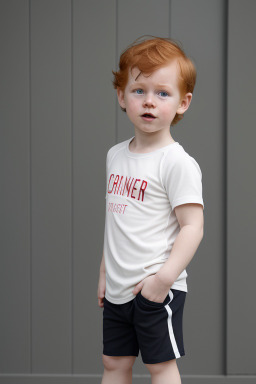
[227,0,256,375]
[0,0,255,382]
[72,0,116,373]
[30,0,72,372]
[0,0,30,373]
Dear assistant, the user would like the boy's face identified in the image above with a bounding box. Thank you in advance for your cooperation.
[117,60,192,133]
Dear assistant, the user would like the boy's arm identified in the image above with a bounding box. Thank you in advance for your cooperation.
[97,250,106,307]
[132,203,204,300]
[99,250,105,274]
[156,203,204,288]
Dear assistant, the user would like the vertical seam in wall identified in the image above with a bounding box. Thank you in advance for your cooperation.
[115,0,118,144]
[29,0,32,373]
[71,0,74,374]
[224,0,229,376]
[169,0,171,37]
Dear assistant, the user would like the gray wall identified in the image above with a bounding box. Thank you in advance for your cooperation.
[1,0,255,383]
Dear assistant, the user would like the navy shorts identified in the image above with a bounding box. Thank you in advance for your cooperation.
[103,289,186,364]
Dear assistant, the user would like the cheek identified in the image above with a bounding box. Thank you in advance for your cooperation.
[161,104,175,117]
[161,101,179,118]
[125,98,139,114]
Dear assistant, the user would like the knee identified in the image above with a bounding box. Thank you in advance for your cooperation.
[145,359,177,375]
[102,354,136,371]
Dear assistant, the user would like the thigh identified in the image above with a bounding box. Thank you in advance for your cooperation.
[134,289,186,364]
[103,297,139,358]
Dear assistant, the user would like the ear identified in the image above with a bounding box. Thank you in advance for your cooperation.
[176,92,192,115]
[117,88,126,109]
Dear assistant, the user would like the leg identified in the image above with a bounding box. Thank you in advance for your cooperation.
[145,359,181,384]
[101,354,136,384]
[134,289,186,381]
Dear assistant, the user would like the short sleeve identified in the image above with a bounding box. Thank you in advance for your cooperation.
[105,144,119,198]
[161,151,204,211]
[105,149,111,198]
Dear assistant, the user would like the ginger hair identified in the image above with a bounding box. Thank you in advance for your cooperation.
[112,36,196,126]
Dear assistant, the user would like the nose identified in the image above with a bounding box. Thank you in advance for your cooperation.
[143,93,156,108]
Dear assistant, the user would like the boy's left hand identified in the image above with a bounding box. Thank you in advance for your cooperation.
[132,274,171,303]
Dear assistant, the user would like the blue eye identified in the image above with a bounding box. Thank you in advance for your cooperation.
[135,89,144,94]
[159,91,169,97]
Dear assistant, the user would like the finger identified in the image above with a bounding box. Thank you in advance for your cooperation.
[133,281,143,295]
[98,297,104,307]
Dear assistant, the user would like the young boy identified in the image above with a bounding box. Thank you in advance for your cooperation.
[97,36,204,384]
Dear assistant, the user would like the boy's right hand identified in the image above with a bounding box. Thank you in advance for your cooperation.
[97,270,106,308]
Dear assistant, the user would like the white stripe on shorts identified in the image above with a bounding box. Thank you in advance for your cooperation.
[164,290,181,358]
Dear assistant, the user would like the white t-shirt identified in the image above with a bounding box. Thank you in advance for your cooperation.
[103,136,204,304]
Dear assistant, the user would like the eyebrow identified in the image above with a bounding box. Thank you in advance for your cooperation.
[130,82,173,90]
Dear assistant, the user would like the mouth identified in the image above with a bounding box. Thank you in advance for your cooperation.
[141,113,156,121]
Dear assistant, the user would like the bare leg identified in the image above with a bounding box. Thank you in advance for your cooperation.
[145,359,181,384]
[101,355,136,384]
